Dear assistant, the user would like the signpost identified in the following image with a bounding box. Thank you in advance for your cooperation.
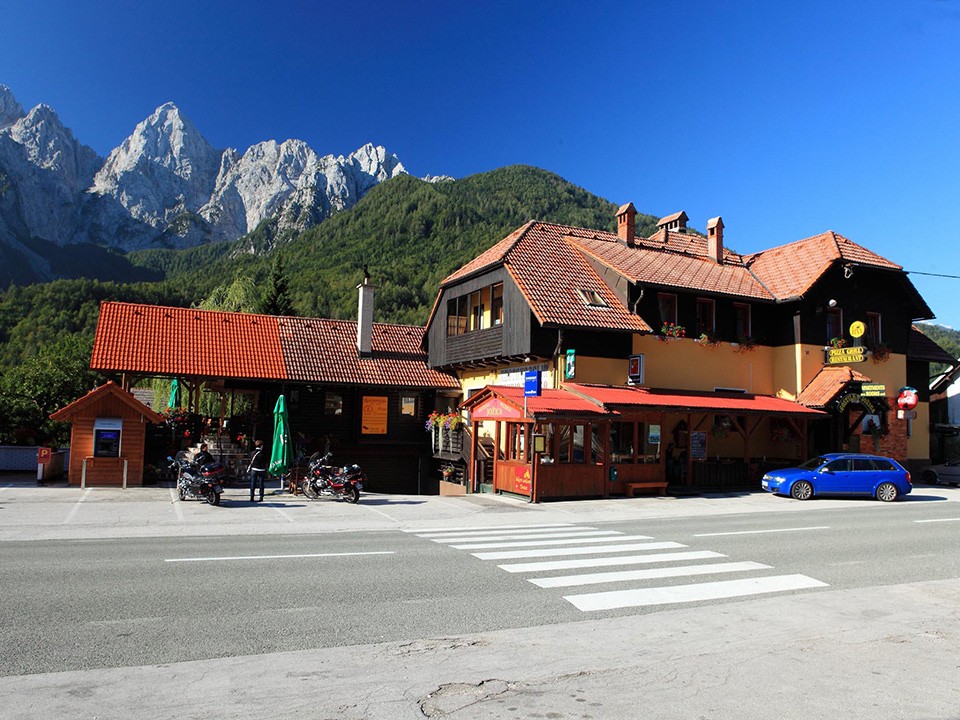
[826,346,866,364]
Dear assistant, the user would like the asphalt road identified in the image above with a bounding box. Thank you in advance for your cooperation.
[3,494,960,679]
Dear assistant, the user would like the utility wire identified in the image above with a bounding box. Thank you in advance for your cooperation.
[906,270,960,279]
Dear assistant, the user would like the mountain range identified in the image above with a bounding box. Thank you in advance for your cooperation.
[0,84,413,283]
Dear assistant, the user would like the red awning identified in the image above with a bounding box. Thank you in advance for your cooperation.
[461,385,610,419]
[461,383,824,419]
[566,383,825,416]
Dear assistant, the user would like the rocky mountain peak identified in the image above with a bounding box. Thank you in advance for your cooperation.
[0,84,25,129]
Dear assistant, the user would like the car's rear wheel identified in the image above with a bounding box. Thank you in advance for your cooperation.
[876,482,899,502]
[921,470,938,485]
[790,480,813,500]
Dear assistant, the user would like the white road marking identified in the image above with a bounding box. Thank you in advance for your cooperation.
[564,574,828,611]
[452,534,654,550]
[531,561,772,588]
[428,529,613,543]
[169,488,184,521]
[693,526,830,537]
[419,526,591,540]
[165,551,395,563]
[62,488,92,524]
[914,518,960,523]
[499,550,726,573]
[407,523,575,534]
[473,541,685,561]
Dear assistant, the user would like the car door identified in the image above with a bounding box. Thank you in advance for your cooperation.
[941,459,960,485]
[851,457,880,494]
[818,458,851,494]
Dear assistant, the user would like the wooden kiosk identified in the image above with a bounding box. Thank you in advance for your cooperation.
[50,382,163,487]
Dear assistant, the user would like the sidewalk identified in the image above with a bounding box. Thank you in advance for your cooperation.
[2,474,957,542]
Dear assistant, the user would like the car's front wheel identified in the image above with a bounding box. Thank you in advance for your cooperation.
[876,482,899,502]
[790,480,814,500]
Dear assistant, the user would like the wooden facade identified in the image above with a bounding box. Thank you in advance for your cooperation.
[50,382,162,487]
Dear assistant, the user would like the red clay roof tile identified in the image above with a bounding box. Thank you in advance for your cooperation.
[795,366,873,408]
[91,302,459,389]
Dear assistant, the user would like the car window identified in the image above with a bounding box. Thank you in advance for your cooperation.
[799,457,829,470]
[851,458,875,471]
[823,459,849,472]
[872,459,896,471]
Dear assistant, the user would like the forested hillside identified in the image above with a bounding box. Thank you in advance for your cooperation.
[0,165,659,372]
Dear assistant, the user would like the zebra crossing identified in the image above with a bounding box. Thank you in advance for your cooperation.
[406,522,827,612]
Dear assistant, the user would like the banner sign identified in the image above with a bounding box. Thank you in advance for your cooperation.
[826,346,866,364]
[524,369,542,397]
[860,384,886,398]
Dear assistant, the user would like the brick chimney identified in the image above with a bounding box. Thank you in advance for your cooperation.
[706,216,724,264]
[617,203,637,246]
[357,275,376,358]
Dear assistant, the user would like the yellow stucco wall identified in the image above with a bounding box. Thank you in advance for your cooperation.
[453,340,928,461]
[631,336,777,394]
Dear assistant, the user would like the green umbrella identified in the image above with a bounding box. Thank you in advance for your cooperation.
[269,394,292,477]
[168,378,181,409]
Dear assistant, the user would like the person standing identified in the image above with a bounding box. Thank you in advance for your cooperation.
[247,439,267,502]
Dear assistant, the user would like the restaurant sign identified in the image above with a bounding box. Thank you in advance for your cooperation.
[825,346,866,364]
[472,397,523,420]
[860,383,886,398]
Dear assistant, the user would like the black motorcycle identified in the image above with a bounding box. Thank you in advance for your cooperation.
[168,453,224,505]
[300,452,364,503]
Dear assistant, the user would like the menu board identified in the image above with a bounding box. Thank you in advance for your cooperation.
[361,396,388,435]
[690,431,707,460]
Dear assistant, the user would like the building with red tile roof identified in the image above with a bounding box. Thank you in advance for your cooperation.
[90,298,459,495]
[425,204,952,499]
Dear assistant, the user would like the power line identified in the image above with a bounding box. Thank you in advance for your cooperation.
[906,270,960,280]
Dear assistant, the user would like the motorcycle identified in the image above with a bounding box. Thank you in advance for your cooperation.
[300,452,364,503]
[168,452,224,506]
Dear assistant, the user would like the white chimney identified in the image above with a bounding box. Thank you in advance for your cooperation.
[357,277,376,357]
[706,216,724,264]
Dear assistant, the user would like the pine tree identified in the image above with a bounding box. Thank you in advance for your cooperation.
[260,253,295,316]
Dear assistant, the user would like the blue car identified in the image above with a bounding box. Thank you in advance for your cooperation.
[761,453,912,502]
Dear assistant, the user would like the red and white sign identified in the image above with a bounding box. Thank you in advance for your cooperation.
[896,387,918,412]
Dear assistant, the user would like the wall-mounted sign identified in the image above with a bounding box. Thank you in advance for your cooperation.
[849,321,866,338]
[361,396,388,435]
[826,346,866,364]
[861,383,886,398]
[836,392,879,414]
[524,369,542,397]
[565,349,576,380]
[628,354,644,385]
[897,387,918,411]
[472,397,523,420]
[690,431,707,460]
[497,363,548,387]
[513,465,532,495]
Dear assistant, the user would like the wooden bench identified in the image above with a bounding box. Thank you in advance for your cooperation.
[622,481,668,497]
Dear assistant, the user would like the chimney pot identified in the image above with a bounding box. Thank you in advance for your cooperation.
[706,216,724,264]
[617,202,637,246]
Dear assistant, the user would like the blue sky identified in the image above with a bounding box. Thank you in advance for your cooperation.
[3,0,960,326]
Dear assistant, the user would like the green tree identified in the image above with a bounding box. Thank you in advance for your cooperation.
[260,252,295,316]
[0,334,105,445]
[198,276,260,313]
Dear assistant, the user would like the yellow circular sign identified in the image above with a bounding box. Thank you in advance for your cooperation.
[849,321,865,338]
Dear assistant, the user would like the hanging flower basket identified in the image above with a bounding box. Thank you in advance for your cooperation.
[425,412,464,432]
[869,342,891,364]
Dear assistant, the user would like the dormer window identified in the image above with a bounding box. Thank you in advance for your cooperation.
[577,289,608,307]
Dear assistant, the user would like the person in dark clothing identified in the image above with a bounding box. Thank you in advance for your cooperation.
[247,439,267,502]
[193,443,215,467]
